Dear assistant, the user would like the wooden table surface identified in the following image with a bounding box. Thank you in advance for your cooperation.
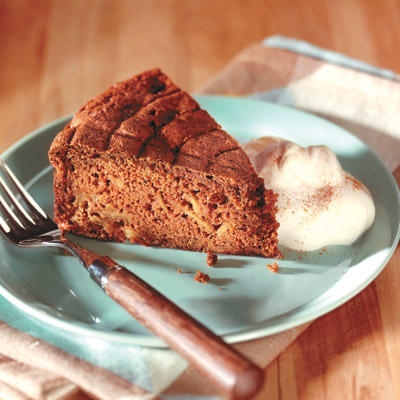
[1,1,399,399]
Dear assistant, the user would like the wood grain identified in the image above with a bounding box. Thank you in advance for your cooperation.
[102,261,264,400]
[1,0,400,155]
[0,1,399,399]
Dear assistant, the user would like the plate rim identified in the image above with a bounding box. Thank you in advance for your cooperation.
[1,94,399,348]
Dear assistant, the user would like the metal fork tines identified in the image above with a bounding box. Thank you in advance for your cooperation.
[0,159,58,245]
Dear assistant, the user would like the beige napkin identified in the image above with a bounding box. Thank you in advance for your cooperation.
[1,40,399,400]
[0,319,311,399]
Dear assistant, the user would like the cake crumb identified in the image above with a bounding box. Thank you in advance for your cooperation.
[266,262,279,273]
[206,251,218,266]
[194,270,210,284]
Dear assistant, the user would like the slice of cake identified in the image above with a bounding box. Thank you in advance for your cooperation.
[49,69,280,258]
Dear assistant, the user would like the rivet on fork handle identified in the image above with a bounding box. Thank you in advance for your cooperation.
[89,258,123,288]
[88,258,265,400]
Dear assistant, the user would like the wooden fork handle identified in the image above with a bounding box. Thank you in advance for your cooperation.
[89,257,264,400]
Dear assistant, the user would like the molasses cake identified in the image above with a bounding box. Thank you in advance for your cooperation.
[49,69,280,258]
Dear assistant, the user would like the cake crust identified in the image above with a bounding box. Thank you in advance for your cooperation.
[49,69,280,258]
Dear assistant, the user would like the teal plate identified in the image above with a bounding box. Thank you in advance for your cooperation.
[1,95,399,348]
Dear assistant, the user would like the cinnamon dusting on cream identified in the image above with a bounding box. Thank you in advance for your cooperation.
[244,137,376,251]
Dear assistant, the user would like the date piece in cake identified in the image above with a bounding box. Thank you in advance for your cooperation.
[49,69,280,258]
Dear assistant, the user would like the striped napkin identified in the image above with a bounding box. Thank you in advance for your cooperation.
[1,36,399,400]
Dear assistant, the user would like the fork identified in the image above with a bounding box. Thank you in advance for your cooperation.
[0,159,264,400]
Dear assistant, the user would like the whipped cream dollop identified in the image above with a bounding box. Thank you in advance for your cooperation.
[244,137,376,252]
